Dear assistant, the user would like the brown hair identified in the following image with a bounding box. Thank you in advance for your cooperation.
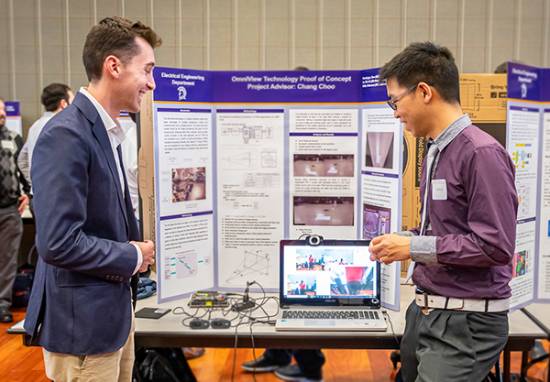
[82,16,162,81]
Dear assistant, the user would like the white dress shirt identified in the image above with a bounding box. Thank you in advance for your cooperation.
[18,111,55,189]
[79,88,143,274]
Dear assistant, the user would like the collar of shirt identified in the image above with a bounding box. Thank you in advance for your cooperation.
[428,114,472,152]
[79,87,129,147]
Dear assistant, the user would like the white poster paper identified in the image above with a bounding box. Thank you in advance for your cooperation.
[216,109,285,289]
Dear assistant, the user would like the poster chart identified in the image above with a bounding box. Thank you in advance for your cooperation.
[506,62,550,307]
[151,67,402,310]
[5,101,22,135]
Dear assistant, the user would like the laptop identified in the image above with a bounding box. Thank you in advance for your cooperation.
[275,238,387,332]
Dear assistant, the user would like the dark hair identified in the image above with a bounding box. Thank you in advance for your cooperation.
[379,42,460,104]
[41,83,72,112]
[83,16,162,82]
[294,66,310,71]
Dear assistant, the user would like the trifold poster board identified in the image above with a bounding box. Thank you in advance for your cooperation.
[506,62,550,309]
[143,68,402,310]
[5,101,22,135]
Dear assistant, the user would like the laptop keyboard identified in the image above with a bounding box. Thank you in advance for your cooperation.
[282,310,380,320]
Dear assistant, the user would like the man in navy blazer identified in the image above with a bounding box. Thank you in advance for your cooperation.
[25,17,161,381]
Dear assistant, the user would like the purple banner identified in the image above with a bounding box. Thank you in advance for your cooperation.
[153,67,213,102]
[509,105,540,113]
[4,101,20,116]
[289,132,358,137]
[160,210,214,221]
[216,109,284,113]
[212,70,363,102]
[507,63,542,101]
[152,67,394,103]
[157,108,211,113]
[361,68,388,102]
[542,68,550,101]
[362,171,399,178]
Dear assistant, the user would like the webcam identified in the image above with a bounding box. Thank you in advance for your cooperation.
[306,235,323,246]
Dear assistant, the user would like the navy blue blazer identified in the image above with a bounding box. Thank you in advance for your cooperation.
[24,93,141,355]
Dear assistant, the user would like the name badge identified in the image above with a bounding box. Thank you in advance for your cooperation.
[1,140,16,151]
[432,179,447,200]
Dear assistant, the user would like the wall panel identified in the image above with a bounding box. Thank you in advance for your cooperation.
[0,0,547,127]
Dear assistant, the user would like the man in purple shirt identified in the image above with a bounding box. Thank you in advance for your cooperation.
[369,42,518,381]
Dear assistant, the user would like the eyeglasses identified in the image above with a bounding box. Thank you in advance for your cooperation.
[387,84,418,110]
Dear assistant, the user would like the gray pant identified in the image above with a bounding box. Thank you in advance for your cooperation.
[0,205,23,308]
[400,301,508,382]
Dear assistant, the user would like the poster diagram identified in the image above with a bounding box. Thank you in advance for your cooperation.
[221,124,273,144]
[165,252,208,279]
[225,249,270,283]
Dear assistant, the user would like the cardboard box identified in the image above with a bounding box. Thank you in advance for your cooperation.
[401,130,427,274]
[402,74,507,235]
[459,73,507,123]
[401,130,426,232]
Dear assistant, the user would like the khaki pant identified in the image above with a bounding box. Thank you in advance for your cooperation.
[43,313,135,382]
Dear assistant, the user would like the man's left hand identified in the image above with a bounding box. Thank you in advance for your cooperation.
[17,194,29,215]
[369,234,411,265]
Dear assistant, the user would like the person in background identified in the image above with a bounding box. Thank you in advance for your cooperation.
[17,83,74,189]
[0,97,30,323]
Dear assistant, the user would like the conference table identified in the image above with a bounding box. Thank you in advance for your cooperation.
[9,284,547,381]
[133,284,546,381]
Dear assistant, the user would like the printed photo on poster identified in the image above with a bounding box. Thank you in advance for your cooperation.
[363,204,391,240]
[172,167,206,202]
[512,250,528,278]
[293,196,354,226]
[365,132,394,169]
[293,154,355,177]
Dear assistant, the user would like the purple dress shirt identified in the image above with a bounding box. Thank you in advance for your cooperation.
[410,115,518,299]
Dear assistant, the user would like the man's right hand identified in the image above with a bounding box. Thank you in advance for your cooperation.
[132,240,155,273]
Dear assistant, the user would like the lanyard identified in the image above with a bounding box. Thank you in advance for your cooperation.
[419,143,439,236]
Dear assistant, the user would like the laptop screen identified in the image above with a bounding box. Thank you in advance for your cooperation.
[280,239,381,307]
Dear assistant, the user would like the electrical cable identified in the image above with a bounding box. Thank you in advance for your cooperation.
[173,280,279,380]
[383,310,400,347]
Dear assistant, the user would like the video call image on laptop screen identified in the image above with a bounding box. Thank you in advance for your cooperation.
[282,245,377,299]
